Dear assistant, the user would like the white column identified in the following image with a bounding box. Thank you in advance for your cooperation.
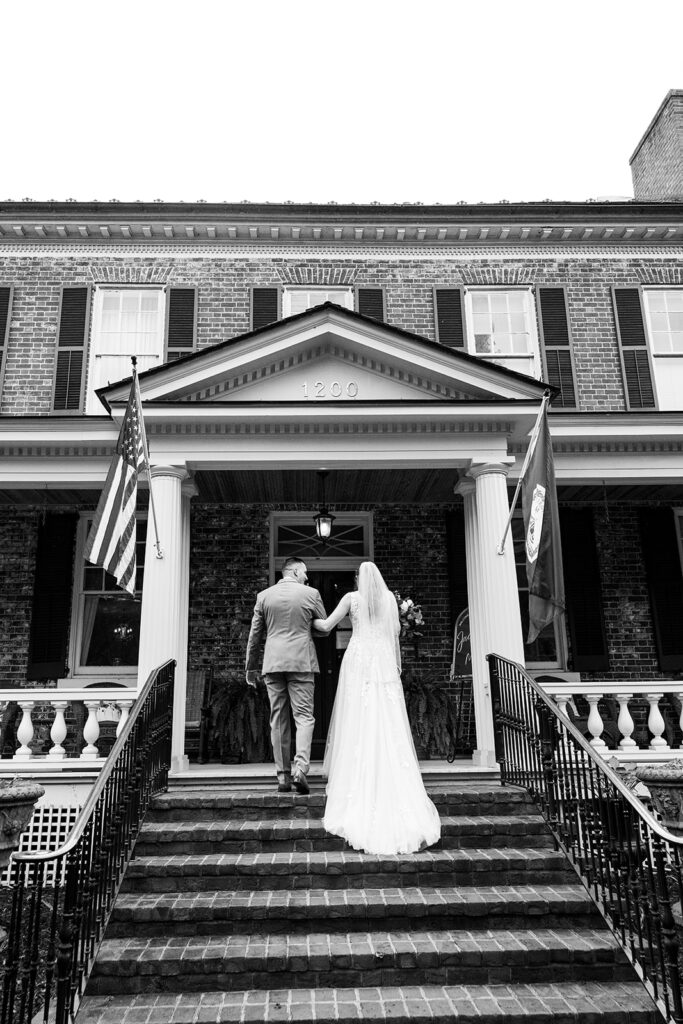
[137,466,193,774]
[616,693,637,749]
[585,693,608,753]
[646,693,669,750]
[13,701,35,760]
[456,462,524,768]
[48,700,69,760]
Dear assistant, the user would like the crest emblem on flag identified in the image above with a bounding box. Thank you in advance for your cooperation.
[525,484,546,564]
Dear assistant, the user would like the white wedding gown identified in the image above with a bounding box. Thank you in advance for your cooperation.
[322,593,441,855]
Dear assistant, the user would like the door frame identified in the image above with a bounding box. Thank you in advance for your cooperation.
[268,511,374,582]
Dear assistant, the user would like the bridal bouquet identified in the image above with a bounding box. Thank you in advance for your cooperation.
[394,592,424,639]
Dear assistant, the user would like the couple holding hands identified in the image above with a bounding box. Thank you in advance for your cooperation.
[245,558,440,855]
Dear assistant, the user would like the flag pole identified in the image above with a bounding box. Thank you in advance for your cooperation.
[131,357,164,560]
[497,391,551,556]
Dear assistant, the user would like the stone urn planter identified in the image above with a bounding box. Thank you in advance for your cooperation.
[636,760,683,836]
[0,778,44,872]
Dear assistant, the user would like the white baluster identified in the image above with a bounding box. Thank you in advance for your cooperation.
[48,700,69,760]
[81,701,101,760]
[646,693,669,750]
[13,700,35,760]
[116,700,134,738]
[616,693,637,749]
[584,693,608,753]
[677,694,683,748]
[555,694,571,720]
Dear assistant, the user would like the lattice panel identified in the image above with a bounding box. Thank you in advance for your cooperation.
[1,804,81,886]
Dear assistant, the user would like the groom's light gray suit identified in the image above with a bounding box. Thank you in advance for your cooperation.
[245,578,326,780]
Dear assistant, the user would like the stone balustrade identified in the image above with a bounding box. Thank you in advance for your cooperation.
[0,688,136,769]
[538,680,683,761]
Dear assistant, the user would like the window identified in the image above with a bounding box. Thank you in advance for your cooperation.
[69,516,146,677]
[643,289,683,410]
[282,288,354,317]
[464,288,541,378]
[86,288,166,412]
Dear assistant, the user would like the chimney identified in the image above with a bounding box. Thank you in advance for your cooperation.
[630,90,683,201]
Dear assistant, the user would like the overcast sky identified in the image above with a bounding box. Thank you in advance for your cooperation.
[2,0,682,206]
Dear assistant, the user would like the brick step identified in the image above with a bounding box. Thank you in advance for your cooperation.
[121,847,574,893]
[133,814,554,856]
[87,927,631,994]
[107,883,599,937]
[147,785,536,822]
[77,981,660,1024]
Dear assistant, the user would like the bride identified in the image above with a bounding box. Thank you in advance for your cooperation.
[313,561,440,855]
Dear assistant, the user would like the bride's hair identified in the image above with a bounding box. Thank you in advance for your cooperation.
[356,561,399,633]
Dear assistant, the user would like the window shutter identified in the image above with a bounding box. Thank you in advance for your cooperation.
[0,285,13,395]
[559,508,609,672]
[356,288,385,322]
[251,287,281,330]
[612,287,656,409]
[27,513,79,680]
[52,286,90,412]
[434,288,465,348]
[165,287,196,361]
[639,508,683,671]
[537,287,577,408]
[445,508,468,631]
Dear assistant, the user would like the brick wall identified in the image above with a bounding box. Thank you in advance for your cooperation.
[187,502,455,681]
[631,90,683,201]
[0,507,39,687]
[1,252,683,415]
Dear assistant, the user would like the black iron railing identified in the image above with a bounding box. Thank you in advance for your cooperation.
[1,660,174,1024]
[489,653,683,1024]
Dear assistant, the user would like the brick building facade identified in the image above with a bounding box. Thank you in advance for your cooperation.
[1,92,683,768]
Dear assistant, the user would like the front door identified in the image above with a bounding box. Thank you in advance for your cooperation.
[307,570,355,759]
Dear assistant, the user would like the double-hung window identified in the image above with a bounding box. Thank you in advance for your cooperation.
[86,288,166,412]
[642,289,683,410]
[69,515,146,678]
[282,288,354,317]
[464,288,541,378]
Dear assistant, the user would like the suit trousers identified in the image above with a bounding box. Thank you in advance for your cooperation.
[263,672,315,779]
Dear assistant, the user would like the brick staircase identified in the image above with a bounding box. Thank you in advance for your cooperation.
[77,781,659,1024]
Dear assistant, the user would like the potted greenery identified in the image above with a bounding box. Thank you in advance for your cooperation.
[401,668,463,759]
[210,674,273,764]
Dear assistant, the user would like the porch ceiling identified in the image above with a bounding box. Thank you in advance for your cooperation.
[193,468,462,504]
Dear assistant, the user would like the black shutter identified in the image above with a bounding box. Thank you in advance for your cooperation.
[537,287,577,408]
[559,508,609,671]
[434,288,465,348]
[27,513,78,679]
[445,508,468,630]
[612,287,656,409]
[52,286,90,411]
[356,288,385,322]
[639,508,683,671]
[0,285,13,395]
[165,287,196,361]
[251,287,280,330]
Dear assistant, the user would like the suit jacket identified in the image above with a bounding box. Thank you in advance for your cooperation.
[245,579,327,674]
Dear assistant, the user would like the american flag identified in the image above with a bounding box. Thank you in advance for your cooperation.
[84,374,148,595]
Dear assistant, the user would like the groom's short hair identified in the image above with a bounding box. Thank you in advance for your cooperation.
[282,556,306,575]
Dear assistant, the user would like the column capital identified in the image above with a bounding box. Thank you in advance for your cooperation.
[149,465,189,482]
[454,475,476,498]
[182,479,199,500]
[468,459,515,481]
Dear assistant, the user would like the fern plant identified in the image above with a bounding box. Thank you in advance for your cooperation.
[210,675,273,763]
[401,668,463,758]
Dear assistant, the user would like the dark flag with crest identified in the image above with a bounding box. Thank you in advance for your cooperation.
[521,398,565,643]
[84,373,148,595]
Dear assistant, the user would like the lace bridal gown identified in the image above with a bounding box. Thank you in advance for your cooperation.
[318,563,441,855]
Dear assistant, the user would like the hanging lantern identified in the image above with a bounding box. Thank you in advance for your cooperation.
[313,470,335,543]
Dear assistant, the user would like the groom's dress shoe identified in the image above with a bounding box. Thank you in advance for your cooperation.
[292,769,309,795]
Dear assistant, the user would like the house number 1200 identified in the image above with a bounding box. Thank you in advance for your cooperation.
[302,381,359,399]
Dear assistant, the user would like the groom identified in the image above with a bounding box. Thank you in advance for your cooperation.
[245,557,326,794]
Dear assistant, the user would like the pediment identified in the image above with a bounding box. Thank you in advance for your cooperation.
[99,302,548,408]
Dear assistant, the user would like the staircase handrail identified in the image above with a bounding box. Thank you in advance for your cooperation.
[0,659,175,1024]
[488,652,683,1024]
